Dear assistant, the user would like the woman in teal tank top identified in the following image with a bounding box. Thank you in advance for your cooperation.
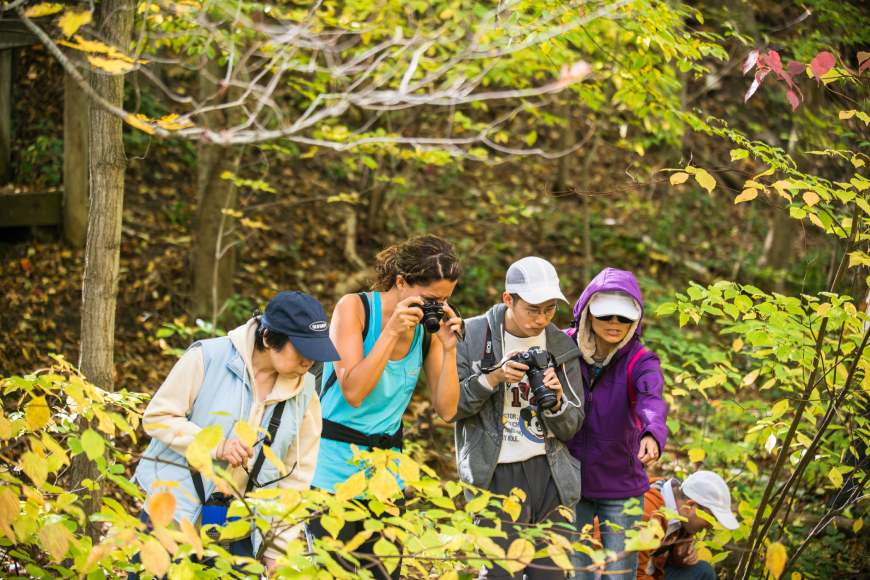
[310,235,463,578]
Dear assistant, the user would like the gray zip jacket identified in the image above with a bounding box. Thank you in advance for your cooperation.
[452,304,585,506]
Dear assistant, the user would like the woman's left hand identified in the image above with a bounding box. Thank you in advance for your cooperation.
[637,435,660,465]
[434,303,463,350]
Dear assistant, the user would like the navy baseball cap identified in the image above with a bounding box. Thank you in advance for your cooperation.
[260,291,340,362]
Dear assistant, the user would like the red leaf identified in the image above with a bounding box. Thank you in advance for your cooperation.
[786,90,800,111]
[787,61,805,77]
[810,51,836,78]
[743,50,759,75]
[744,69,769,102]
[766,50,783,76]
[20,258,32,272]
[858,51,870,75]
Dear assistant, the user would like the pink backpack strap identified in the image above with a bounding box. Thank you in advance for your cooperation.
[627,347,648,430]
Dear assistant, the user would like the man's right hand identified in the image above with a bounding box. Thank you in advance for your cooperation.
[485,349,529,387]
[217,438,253,467]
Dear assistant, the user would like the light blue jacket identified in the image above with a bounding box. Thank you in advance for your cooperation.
[132,320,321,558]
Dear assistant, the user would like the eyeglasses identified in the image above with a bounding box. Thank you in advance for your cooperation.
[593,314,634,324]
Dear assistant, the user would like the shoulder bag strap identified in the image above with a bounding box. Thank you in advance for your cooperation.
[245,399,287,494]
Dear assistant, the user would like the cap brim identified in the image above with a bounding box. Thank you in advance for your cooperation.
[711,509,739,530]
[588,296,641,320]
[289,335,340,362]
[514,286,569,305]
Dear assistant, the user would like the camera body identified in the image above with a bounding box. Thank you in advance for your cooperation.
[417,299,447,333]
[508,346,559,411]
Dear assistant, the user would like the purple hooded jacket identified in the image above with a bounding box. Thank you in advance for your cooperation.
[566,268,668,499]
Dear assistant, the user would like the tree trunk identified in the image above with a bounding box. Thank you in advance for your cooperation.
[190,144,242,323]
[189,62,243,323]
[63,71,89,248]
[71,0,133,527]
[0,49,12,184]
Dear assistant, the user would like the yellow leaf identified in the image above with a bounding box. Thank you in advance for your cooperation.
[0,415,11,439]
[320,514,343,539]
[802,191,820,207]
[688,448,706,462]
[156,114,194,131]
[147,492,176,529]
[734,188,758,204]
[852,156,866,168]
[373,537,400,573]
[58,10,92,37]
[140,538,170,577]
[670,172,690,185]
[39,522,72,562]
[547,543,573,571]
[368,468,400,504]
[0,488,19,541]
[765,542,787,580]
[262,444,287,475]
[25,396,51,431]
[828,467,843,488]
[742,369,760,386]
[504,538,534,573]
[694,169,716,193]
[335,470,367,501]
[185,425,222,475]
[503,497,522,522]
[839,110,856,119]
[732,338,744,352]
[90,55,136,75]
[179,518,203,559]
[772,180,794,200]
[233,421,257,448]
[790,573,802,580]
[21,451,48,487]
[808,212,825,229]
[24,3,64,18]
[696,545,713,562]
[853,518,863,534]
[397,456,420,483]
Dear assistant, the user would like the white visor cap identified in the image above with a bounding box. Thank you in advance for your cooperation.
[681,471,740,530]
[505,257,568,305]
[588,291,641,321]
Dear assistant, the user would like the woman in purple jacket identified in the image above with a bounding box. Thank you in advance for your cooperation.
[566,268,668,580]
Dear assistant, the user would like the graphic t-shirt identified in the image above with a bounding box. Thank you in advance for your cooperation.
[496,330,548,464]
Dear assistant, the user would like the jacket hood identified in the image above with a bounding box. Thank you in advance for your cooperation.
[567,268,644,364]
[228,319,306,403]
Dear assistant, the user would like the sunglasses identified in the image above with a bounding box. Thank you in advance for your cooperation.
[593,314,634,324]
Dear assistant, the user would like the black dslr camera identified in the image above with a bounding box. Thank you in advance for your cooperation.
[508,346,559,411]
[417,299,447,333]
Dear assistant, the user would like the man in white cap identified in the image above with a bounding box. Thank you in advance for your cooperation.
[451,256,585,579]
[638,471,740,580]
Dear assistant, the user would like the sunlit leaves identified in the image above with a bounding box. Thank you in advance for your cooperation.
[24,3,64,18]
[81,428,105,460]
[58,10,92,37]
[669,166,716,193]
[734,188,758,204]
[25,396,51,430]
[185,425,222,475]
[147,492,177,529]
[141,538,171,577]
[38,522,73,562]
[765,542,787,579]
[670,171,689,185]
[0,488,18,540]
[688,448,706,462]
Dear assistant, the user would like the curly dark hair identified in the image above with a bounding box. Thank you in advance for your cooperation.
[372,235,462,291]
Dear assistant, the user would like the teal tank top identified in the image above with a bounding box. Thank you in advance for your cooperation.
[313,291,424,491]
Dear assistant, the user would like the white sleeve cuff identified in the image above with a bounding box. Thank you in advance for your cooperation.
[477,374,495,390]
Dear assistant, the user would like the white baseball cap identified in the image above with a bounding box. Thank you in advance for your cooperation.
[505,257,568,305]
[681,471,739,530]
[588,291,641,321]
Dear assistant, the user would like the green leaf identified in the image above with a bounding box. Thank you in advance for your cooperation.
[730,148,749,161]
[81,428,105,461]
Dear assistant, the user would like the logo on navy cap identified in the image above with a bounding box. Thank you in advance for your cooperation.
[309,321,328,332]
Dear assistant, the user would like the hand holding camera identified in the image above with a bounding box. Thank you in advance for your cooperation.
[385,296,425,336]
[484,347,561,411]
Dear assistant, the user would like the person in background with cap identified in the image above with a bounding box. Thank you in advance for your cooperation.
[132,291,339,574]
[637,471,739,580]
[452,256,585,580]
[565,268,668,580]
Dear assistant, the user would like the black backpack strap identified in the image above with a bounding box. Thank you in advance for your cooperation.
[318,292,370,398]
[245,399,287,494]
[321,418,403,450]
[422,328,431,362]
[191,470,207,504]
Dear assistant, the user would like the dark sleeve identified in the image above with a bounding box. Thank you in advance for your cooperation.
[634,350,668,453]
[541,357,585,441]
